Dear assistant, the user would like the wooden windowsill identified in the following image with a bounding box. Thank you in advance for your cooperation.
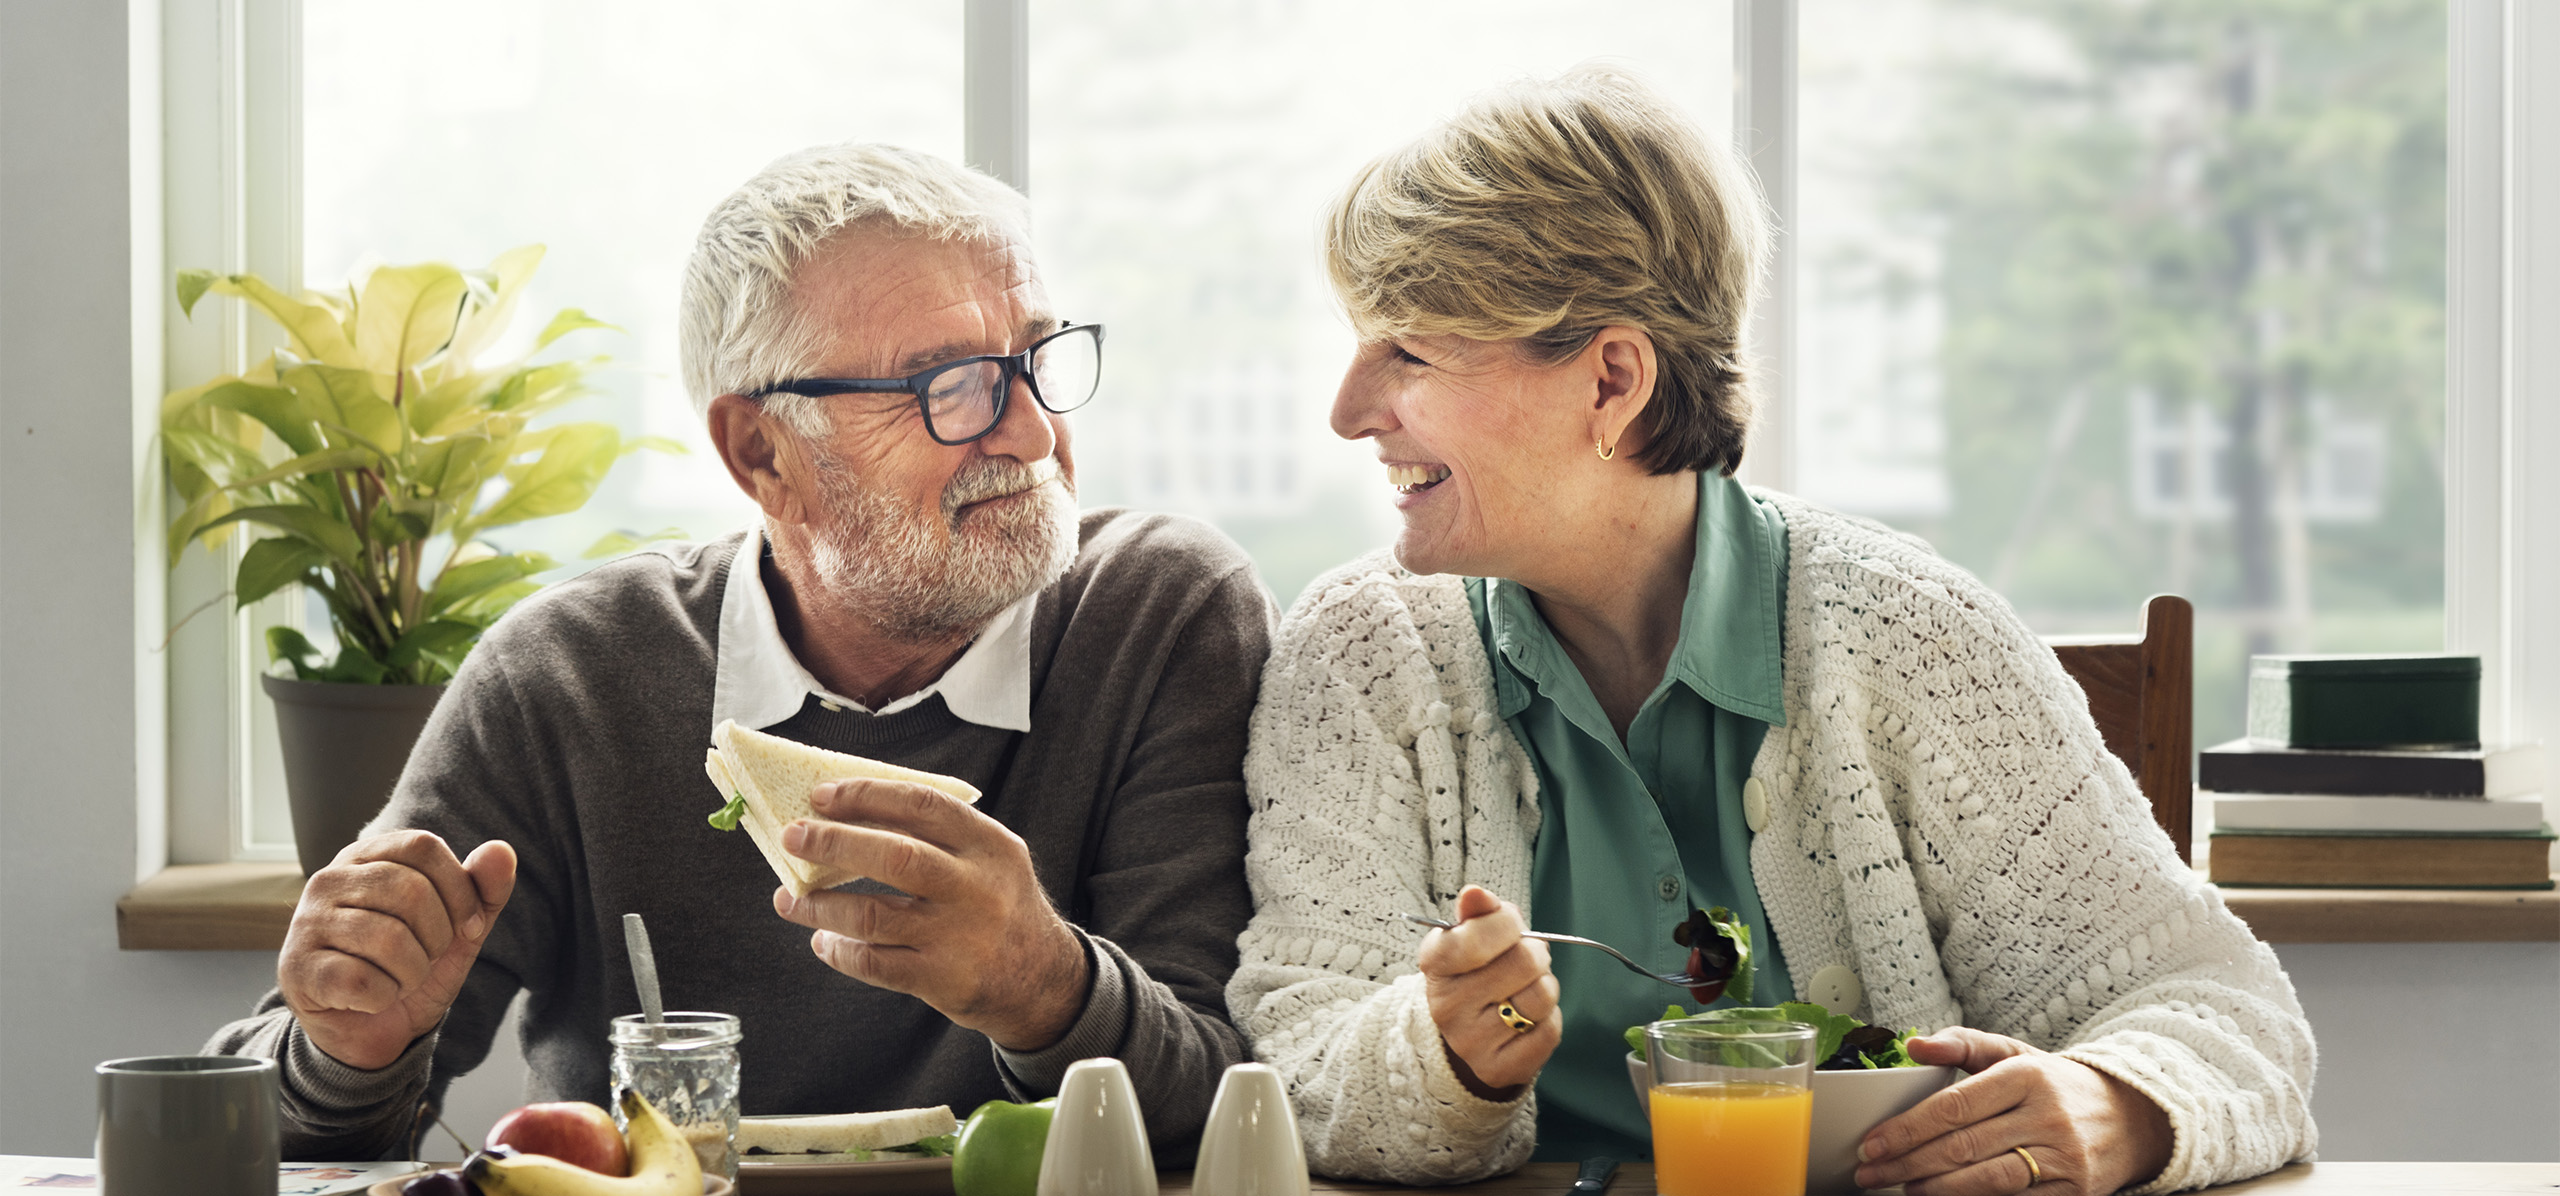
[2216,880,2558,943]
[117,861,304,950]
[113,861,2559,951]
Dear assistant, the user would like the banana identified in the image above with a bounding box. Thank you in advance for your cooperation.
[468,1090,704,1196]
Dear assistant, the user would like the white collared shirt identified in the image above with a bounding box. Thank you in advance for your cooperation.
[708,527,1035,738]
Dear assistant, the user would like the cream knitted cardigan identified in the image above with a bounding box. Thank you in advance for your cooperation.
[1228,491,2316,1190]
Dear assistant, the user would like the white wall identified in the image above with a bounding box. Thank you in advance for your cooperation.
[0,0,2554,1167]
[2276,943,2560,1161]
[0,0,284,1157]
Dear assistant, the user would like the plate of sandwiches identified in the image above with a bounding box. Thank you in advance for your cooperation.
[734,1105,960,1196]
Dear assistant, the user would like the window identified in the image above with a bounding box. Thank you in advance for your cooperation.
[1789,0,2447,747]
[166,0,2487,861]
[1028,0,1733,604]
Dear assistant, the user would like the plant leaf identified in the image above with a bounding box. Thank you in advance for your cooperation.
[445,578,540,623]
[225,445,378,491]
[199,273,360,365]
[533,306,618,351]
[465,423,618,534]
[266,626,323,679]
[423,550,555,619]
[366,495,437,547]
[444,244,545,368]
[166,488,234,564]
[175,270,217,318]
[195,504,365,566]
[406,371,489,437]
[621,436,687,457]
[162,426,271,486]
[282,362,404,455]
[234,536,328,606]
[199,380,324,457]
[354,262,471,376]
[582,527,687,559]
[315,635,390,684]
[385,619,480,672]
[409,433,509,512]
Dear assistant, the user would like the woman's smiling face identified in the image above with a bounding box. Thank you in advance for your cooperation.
[1330,332,1597,578]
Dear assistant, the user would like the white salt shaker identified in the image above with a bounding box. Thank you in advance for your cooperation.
[1190,1063,1310,1196]
[1038,1057,1158,1196]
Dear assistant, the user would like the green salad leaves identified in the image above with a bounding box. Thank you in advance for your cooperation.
[1625,1002,1923,1071]
[708,791,747,831]
[831,1133,958,1162]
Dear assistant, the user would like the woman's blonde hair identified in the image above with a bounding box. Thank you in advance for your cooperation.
[1325,64,1768,475]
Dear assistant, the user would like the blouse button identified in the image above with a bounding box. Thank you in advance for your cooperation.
[1657,875,1682,902]
[1742,777,1771,833]
[1809,965,1863,1015]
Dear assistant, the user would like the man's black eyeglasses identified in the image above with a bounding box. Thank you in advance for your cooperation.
[748,323,1105,446]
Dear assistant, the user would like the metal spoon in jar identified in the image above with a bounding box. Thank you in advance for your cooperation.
[623,912,665,1032]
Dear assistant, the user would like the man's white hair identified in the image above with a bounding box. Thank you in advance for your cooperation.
[679,143,1031,429]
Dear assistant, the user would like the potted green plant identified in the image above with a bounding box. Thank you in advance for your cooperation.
[163,245,662,874]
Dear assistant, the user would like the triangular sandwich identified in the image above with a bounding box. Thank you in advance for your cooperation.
[703,719,981,897]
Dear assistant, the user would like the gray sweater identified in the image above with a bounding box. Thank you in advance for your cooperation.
[207,509,1273,1163]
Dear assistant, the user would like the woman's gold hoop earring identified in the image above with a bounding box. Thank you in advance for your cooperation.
[1596,437,1616,461]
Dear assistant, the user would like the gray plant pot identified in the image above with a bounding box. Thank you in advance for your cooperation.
[261,674,447,876]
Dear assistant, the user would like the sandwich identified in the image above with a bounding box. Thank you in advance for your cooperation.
[736,1106,959,1160]
[702,719,982,897]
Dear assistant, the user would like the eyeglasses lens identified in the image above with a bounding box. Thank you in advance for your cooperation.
[922,362,1005,442]
[1032,328,1101,414]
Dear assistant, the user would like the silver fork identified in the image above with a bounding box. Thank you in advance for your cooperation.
[1399,913,1711,990]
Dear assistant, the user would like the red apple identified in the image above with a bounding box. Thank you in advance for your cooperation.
[485,1101,629,1177]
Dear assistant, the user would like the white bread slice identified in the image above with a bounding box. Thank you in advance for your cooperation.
[736,1106,958,1155]
[703,719,982,897]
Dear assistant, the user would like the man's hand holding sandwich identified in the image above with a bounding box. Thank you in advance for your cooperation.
[771,776,1090,1053]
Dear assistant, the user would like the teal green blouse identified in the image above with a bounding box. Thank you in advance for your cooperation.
[1463,472,1793,1163]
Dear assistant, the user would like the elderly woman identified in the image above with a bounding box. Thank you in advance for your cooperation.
[1228,66,2314,1194]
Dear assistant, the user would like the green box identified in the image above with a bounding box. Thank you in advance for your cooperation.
[2246,654,2481,750]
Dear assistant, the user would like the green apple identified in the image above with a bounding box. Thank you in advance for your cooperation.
[951,1097,1057,1196]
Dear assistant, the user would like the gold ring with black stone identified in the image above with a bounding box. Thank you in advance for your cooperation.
[1496,1002,1536,1034]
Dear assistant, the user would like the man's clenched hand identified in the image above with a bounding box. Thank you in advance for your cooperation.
[771,778,1089,1052]
[278,831,517,1071]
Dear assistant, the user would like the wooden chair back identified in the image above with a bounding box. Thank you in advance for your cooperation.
[2045,595,2195,863]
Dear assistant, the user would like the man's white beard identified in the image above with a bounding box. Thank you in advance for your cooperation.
[803,452,1080,642]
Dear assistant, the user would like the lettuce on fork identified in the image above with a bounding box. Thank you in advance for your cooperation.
[1626,1002,1923,1071]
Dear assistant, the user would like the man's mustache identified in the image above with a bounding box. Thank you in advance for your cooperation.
[942,457,1065,516]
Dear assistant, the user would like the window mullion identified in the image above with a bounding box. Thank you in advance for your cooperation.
[966,0,1030,192]
[2444,0,2507,740]
[1732,0,1796,494]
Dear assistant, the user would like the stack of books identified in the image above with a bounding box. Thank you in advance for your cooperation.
[2203,652,2552,889]
[2202,741,2551,888]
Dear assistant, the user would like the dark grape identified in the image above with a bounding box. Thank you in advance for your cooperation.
[399,1168,480,1196]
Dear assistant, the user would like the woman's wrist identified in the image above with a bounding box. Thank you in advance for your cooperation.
[2096,1068,2175,1192]
[1441,1038,1528,1103]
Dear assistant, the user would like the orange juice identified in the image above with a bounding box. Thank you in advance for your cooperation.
[1649,1080,1814,1196]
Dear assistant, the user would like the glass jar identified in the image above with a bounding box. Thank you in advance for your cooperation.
[610,1011,741,1179]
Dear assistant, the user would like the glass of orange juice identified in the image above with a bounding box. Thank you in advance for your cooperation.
[1645,1018,1818,1196]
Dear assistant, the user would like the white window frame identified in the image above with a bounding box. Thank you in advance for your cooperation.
[160,0,305,865]
[149,0,2557,864]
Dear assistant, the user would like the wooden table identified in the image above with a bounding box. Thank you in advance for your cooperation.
[1151,1161,2560,1194]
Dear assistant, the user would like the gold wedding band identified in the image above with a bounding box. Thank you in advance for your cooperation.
[1496,1002,1536,1034]
[2013,1146,2042,1185]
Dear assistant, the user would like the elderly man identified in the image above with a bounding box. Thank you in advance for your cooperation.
[206,144,1272,1161]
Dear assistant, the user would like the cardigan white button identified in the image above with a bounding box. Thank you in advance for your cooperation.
[1742,778,1771,833]
[1809,965,1863,1015]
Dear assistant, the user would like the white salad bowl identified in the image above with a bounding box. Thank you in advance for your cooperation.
[1627,1052,1955,1194]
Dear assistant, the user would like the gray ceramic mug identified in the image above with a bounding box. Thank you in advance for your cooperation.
[95,1055,279,1196]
